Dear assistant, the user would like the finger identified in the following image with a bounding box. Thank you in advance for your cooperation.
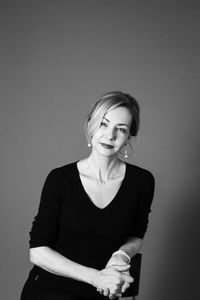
[116,282,124,290]
[121,284,127,293]
[122,270,130,275]
[103,288,110,297]
[110,264,130,272]
[121,283,130,293]
[110,291,122,298]
[122,273,134,283]
[115,293,122,298]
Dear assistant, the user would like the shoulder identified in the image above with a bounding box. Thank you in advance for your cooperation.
[45,161,78,183]
[52,161,78,174]
[126,163,155,185]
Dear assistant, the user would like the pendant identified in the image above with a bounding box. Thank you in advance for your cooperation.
[99,179,106,185]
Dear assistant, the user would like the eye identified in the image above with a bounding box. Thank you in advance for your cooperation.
[117,128,127,133]
[100,122,108,127]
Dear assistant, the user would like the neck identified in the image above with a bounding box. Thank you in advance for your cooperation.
[87,152,121,184]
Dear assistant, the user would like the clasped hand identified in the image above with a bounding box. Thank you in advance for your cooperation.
[94,255,134,299]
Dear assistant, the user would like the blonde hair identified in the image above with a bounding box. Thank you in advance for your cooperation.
[84,91,140,142]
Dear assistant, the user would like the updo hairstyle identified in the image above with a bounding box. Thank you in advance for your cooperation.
[84,91,140,143]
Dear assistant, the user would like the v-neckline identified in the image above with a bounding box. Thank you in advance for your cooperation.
[75,161,128,210]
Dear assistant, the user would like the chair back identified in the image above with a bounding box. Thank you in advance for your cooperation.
[122,253,142,297]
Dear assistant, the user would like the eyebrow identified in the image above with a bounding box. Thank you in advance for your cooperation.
[103,117,129,127]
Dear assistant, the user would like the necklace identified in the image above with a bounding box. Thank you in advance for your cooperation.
[96,164,122,186]
[98,178,107,185]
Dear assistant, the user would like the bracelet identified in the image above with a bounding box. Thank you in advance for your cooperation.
[112,250,131,264]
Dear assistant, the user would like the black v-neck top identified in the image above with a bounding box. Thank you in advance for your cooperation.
[28,161,155,297]
[76,162,127,210]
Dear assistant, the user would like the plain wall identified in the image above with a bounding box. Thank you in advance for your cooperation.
[1,1,200,299]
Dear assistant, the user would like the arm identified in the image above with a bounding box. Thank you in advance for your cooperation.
[30,246,133,295]
[119,236,143,259]
[105,170,155,295]
[110,170,155,266]
[30,246,96,284]
[106,236,143,267]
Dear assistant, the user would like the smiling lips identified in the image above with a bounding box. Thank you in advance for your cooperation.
[100,143,114,149]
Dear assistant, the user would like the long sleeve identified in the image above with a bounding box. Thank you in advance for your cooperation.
[29,169,65,248]
[131,171,155,239]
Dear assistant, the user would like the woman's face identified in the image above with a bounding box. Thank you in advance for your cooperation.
[91,106,132,158]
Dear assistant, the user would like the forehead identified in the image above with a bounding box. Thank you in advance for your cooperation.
[104,106,132,125]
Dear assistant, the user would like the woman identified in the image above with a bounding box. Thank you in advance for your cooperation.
[20,91,155,300]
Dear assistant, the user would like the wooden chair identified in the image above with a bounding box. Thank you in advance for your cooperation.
[121,253,142,299]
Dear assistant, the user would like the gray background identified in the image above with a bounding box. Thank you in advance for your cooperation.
[1,1,200,299]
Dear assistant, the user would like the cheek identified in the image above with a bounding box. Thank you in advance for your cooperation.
[118,134,128,143]
[118,138,129,149]
[91,132,100,144]
[92,129,104,139]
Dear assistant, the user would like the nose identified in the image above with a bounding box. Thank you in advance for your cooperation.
[105,127,116,140]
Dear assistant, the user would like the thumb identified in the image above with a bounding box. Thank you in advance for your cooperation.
[110,264,131,272]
